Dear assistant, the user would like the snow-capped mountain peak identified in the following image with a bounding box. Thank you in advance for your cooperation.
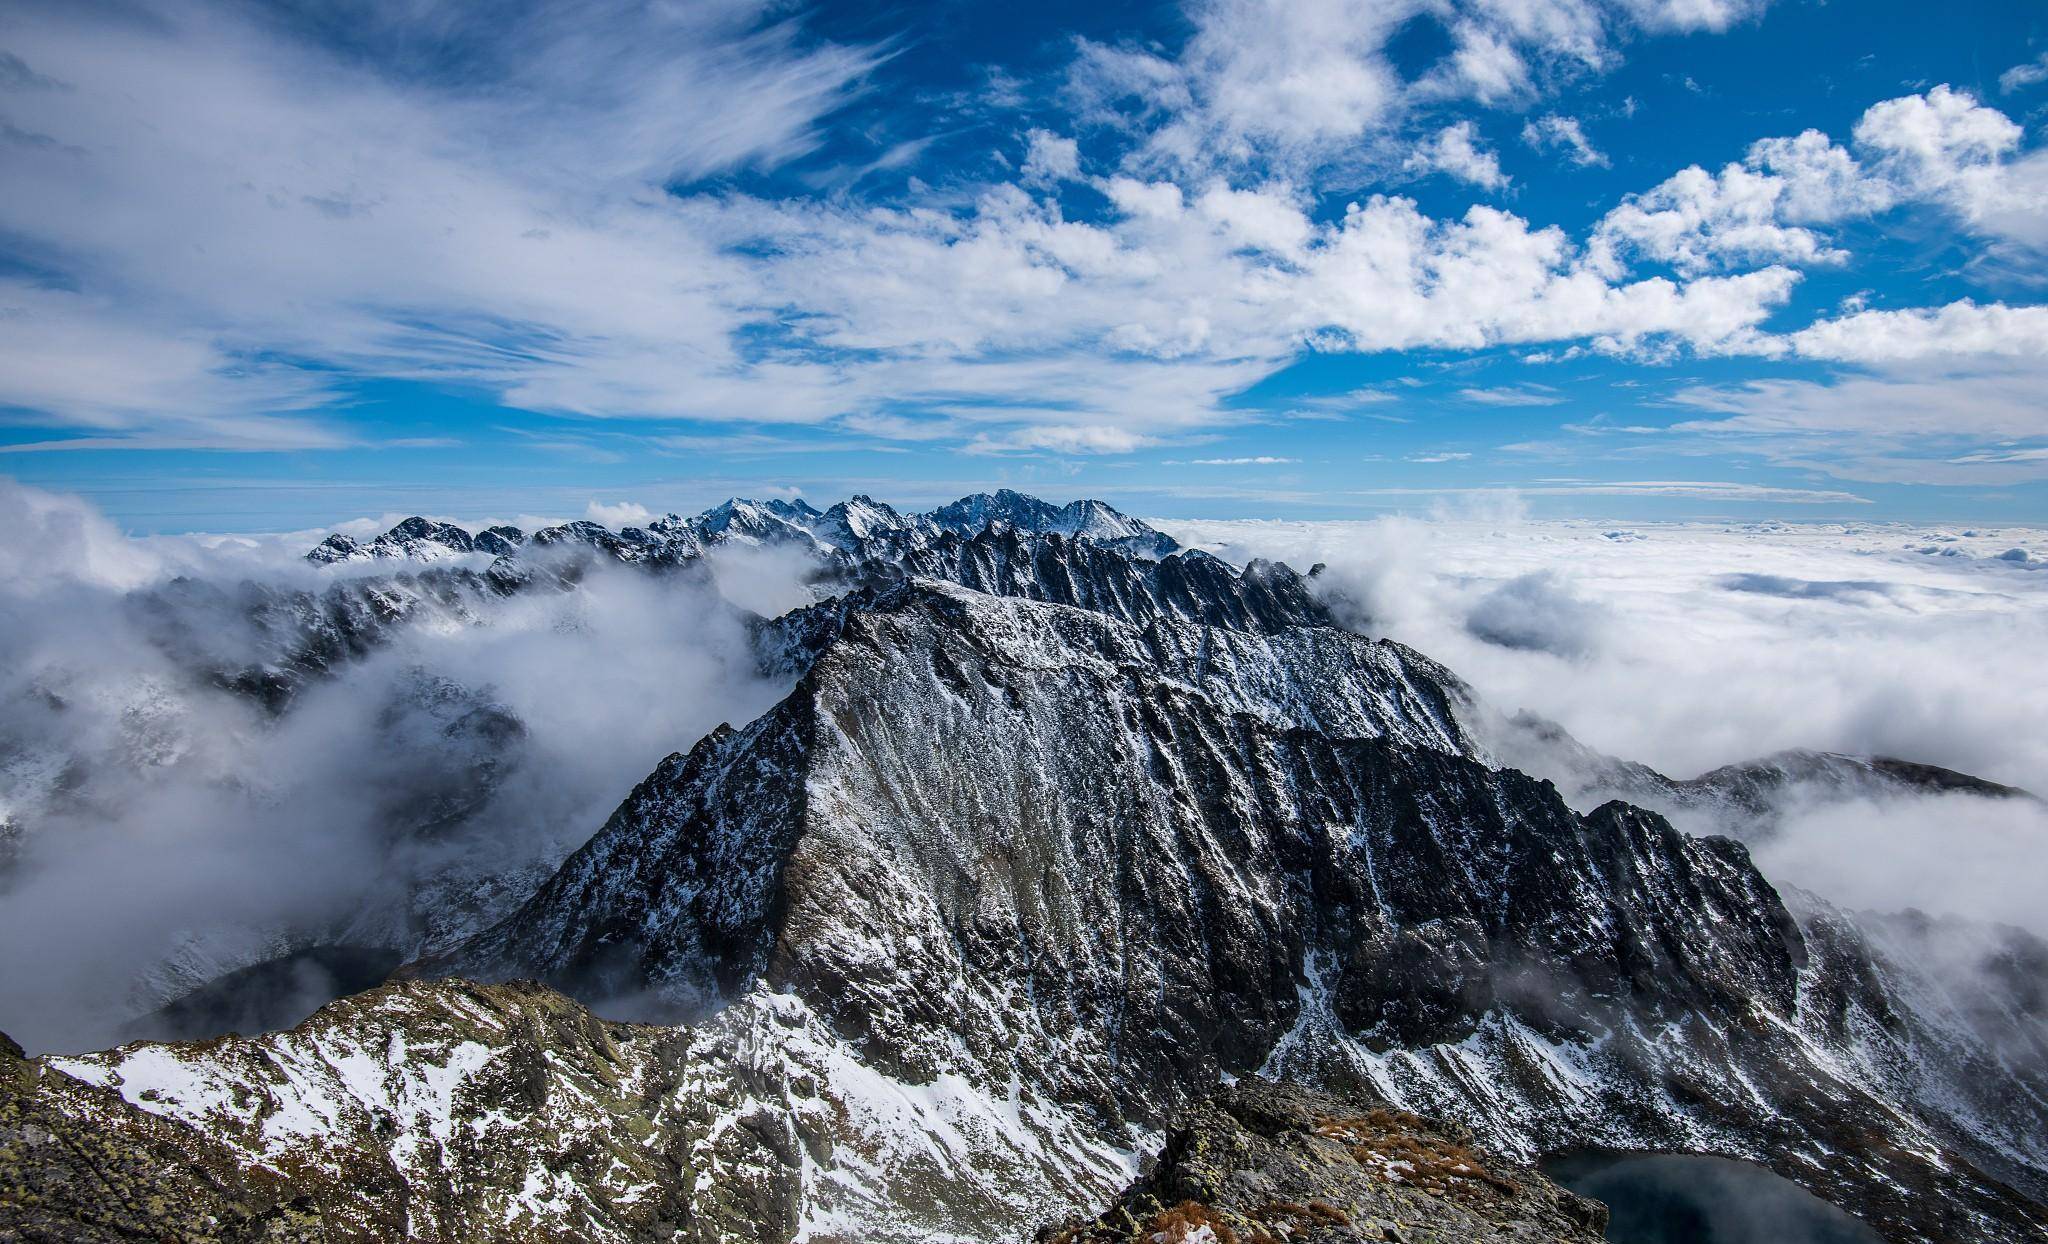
[303,491,1178,569]
[305,516,485,564]
[923,489,1178,556]
[59,489,2028,1244]
[814,494,923,550]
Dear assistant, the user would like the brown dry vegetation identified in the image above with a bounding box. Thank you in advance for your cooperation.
[1312,1110,1521,1201]
[1144,1200,1249,1243]
[1045,1196,1367,1244]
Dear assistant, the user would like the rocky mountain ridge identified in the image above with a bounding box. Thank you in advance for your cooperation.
[5,492,2046,1244]
[159,494,1199,717]
[300,489,1181,572]
[1,990,1610,1244]
[424,574,2045,1243]
[1040,1078,1609,1244]
[1,494,1320,1054]
[1489,709,2038,840]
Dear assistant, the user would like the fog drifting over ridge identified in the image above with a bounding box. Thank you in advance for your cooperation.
[0,481,800,1053]
[3,477,2045,1055]
[1175,507,2048,934]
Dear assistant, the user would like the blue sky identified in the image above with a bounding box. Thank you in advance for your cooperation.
[2,0,2046,531]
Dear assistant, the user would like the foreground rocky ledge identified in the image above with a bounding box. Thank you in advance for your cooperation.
[6,1004,1602,1244]
[0,980,813,1244]
[1041,1079,1606,1244]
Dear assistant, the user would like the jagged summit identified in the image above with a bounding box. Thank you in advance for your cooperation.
[144,495,1332,746]
[926,486,1060,530]
[928,489,1180,557]
[305,515,501,564]
[303,490,1179,568]
[693,497,823,546]
[841,525,1334,633]
[816,494,932,551]
[14,491,2047,1244]
[430,574,2047,1244]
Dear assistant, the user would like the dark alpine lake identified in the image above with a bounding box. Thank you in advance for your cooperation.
[1542,1151,1886,1244]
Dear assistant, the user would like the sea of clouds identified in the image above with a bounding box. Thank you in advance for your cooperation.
[3,478,2045,1053]
[1175,503,2048,937]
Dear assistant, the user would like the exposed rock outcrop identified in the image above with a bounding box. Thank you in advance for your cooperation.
[434,578,2045,1243]
[7,493,2047,1244]
[1041,1078,1607,1244]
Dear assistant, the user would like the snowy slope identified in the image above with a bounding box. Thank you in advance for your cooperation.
[7,493,2046,1244]
[442,578,2045,1243]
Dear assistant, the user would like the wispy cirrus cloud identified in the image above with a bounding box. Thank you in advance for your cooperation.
[0,0,879,448]
[1458,385,1567,406]
[2003,53,2048,94]
[13,0,1807,465]
[1348,479,1869,502]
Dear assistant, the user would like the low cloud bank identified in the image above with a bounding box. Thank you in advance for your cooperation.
[1174,508,2048,933]
[1759,792,2048,934]
[4,484,2042,1051]
[1462,570,1606,657]
[0,481,801,1053]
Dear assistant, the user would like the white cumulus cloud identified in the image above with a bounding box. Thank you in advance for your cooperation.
[1407,121,1510,189]
[1521,114,1609,168]
[585,499,655,527]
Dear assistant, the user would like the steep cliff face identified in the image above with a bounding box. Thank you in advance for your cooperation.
[449,580,1483,1007]
[10,497,2048,1244]
[441,579,2046,1244]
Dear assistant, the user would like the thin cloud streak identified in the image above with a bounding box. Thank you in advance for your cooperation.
[1348,480,1871,503]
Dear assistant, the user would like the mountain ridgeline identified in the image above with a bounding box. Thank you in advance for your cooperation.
[147,491,1309,715]
[4,492,2046,1244]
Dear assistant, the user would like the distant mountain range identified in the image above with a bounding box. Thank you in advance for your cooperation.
[303,489,1182,569]
[3,492,2044,1244]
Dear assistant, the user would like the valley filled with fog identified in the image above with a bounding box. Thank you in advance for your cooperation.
[1178,508,2048,935]
[3,476,2044,1058]
[0,482,802,1052]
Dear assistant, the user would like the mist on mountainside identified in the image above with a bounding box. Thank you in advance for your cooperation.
[1176,508,2048,936]
[0,480,800,1053]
